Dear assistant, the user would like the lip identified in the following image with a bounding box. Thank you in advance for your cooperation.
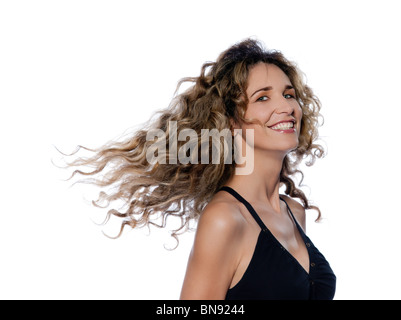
[269,127,296,133]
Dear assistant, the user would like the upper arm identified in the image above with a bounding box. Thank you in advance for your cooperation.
[180,202,243,300]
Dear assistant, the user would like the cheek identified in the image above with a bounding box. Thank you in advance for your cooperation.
[295,106,303,136]
[298,108,303,122]
[291,99,301,112]
[244,106,273,125]
[293,102,302,121]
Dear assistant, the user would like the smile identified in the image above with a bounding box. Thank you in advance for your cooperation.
[267,120,296,133]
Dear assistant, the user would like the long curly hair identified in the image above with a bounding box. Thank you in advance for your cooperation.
[61,38,324,243]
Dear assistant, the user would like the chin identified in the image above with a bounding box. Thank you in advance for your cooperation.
[260,142,299,156]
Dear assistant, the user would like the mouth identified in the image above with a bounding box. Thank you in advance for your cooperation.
[267,120,296,133]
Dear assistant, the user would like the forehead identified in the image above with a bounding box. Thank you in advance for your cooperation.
[246,63,292,92]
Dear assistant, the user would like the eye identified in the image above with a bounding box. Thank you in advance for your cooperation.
[256,96,268,102]
[284,93,295,99]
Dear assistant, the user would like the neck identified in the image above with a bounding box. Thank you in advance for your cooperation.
[226,148,286,213]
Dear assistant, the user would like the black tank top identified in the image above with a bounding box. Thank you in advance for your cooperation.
[219,186,336,300]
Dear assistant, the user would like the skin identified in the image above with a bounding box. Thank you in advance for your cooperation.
[180,63,309,300]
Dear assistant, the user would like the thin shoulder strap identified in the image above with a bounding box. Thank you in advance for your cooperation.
[218,186,268,231]
[279,196,304,233]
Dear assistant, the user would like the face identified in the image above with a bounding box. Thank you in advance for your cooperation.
[236,63,302,155]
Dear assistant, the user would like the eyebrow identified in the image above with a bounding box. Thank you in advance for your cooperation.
[250,85,294,98]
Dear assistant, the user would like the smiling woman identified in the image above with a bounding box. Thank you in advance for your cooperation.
[235,63,303,153]
[180,43,335,299]
[62,38,335,300]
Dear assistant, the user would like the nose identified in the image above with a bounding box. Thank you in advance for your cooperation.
[274,95,294,115]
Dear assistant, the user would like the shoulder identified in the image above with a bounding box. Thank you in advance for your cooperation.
[180,197,245,299]
[191,195,247,265]
[280,194,306,231]
[196,198,245,243]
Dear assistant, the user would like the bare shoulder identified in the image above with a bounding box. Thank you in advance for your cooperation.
[191,194,247,267]
[197,196,245,239]
[280,194,306,231]
[180,194,245,299]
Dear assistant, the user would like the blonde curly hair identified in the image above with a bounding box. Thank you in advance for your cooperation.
[62,38,324,244]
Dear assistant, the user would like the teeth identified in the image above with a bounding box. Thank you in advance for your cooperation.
[270,121,294,130]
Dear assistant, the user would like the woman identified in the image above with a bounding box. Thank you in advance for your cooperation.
[65,39,336,300]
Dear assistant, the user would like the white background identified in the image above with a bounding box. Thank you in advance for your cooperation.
[1,0,400,300]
